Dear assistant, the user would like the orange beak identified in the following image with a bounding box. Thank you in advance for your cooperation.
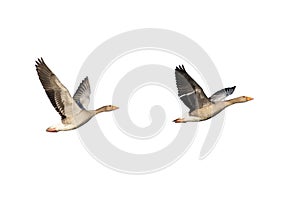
[246,96,254,101]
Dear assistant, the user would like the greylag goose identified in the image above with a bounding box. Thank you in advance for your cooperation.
[173,65,253,123]
[35,58,119,132]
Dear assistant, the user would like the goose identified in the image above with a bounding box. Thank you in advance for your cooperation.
[35,58,119,132]
[173,65,253,123]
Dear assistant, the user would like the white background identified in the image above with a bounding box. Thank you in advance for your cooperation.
[1,0,300,199]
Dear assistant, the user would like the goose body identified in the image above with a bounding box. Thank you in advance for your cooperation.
[35,58,118,132]
[173,65,253,123]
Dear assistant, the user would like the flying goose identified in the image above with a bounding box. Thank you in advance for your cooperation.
[173,65,253,123]
[35,58,119,132]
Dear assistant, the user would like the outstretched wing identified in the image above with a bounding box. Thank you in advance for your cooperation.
[175,65,210,112]
[35,58,81,120]
[73,77,91,110]
[209,86,236,102]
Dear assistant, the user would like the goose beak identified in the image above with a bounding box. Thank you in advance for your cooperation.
[112,106,119,110]
[246,96,254,101]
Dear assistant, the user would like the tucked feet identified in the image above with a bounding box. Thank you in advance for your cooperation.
[46,127,58,132]
[173,118,186,123]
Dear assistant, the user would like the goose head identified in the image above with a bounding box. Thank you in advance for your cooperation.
[103,105,119,112]
[225,96,254,105]
[240,96,254,102]
[95,105,119,114]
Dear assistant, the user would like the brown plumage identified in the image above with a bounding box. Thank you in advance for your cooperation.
[36,58,119,132]
[173,65,253,123]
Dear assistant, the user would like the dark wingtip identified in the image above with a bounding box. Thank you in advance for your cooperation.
[35,57,45,67]
[175,64,186,71]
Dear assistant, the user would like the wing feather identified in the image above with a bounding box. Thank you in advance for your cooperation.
[209,86,236,102]
[35,58,81,121]
[175,65,210,112]
[73,77,91,110]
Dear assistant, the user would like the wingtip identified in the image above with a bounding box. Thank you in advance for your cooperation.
[175,64,186,71]
[35,57,45,67]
